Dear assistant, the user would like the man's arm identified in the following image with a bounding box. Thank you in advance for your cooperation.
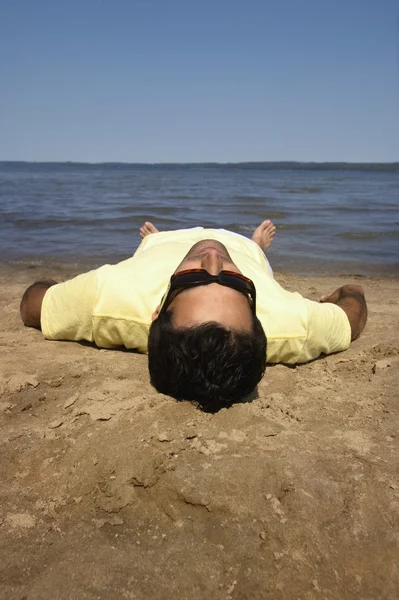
[20,279,58,329]
[320,284,367,341]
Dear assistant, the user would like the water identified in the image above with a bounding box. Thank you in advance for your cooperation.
[0,162,398,275]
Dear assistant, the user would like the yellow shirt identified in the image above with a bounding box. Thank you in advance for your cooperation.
[41,228,351,363]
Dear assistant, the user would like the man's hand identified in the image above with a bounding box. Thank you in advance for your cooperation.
[20,279,58,329]
[320,284,367,341]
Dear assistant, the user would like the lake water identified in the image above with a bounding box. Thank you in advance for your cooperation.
[0,162,398,275]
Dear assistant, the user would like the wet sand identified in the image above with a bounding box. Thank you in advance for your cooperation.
[1,264,398,599]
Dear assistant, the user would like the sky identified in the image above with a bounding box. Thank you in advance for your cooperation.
[0,0,398,162]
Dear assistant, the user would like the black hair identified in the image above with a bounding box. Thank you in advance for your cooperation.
[148,310,267,412]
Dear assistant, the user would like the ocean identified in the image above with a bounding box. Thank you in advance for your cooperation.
[0,161,398,275]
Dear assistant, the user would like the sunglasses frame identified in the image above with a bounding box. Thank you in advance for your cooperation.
[158,268,257,316]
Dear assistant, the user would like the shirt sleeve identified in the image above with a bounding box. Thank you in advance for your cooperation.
[300,299,352,363]
[40,269,98,342]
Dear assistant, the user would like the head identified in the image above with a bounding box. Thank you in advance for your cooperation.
[148,240,267,412]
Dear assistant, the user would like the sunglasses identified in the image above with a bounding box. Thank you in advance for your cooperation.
[158,268,257,316]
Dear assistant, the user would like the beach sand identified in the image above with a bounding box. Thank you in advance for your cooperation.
[1,264,398,599]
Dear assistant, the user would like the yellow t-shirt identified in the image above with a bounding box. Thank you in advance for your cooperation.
[41,228,351,363]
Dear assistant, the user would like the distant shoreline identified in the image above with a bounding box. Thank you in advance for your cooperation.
[1,160,399,173]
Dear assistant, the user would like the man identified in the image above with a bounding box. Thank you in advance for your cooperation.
[20,220,367,412]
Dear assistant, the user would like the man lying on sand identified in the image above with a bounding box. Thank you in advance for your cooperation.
[20,220,367,411]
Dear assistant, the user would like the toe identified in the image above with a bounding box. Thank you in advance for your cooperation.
[265,222,275,234]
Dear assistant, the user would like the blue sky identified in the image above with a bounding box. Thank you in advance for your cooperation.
[1,0,398,162]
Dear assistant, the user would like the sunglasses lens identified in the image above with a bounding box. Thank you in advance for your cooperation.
[219,273,253,293]
[172,271,209,286]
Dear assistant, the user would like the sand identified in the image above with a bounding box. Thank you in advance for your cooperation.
[1,264,398,599]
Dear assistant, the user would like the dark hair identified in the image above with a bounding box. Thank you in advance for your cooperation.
[148,310,267,412]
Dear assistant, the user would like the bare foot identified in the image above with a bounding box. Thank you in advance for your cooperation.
[252,220,276,251]
[140,221,159,239]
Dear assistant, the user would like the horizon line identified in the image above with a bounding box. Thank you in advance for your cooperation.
[1,160,398,166]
